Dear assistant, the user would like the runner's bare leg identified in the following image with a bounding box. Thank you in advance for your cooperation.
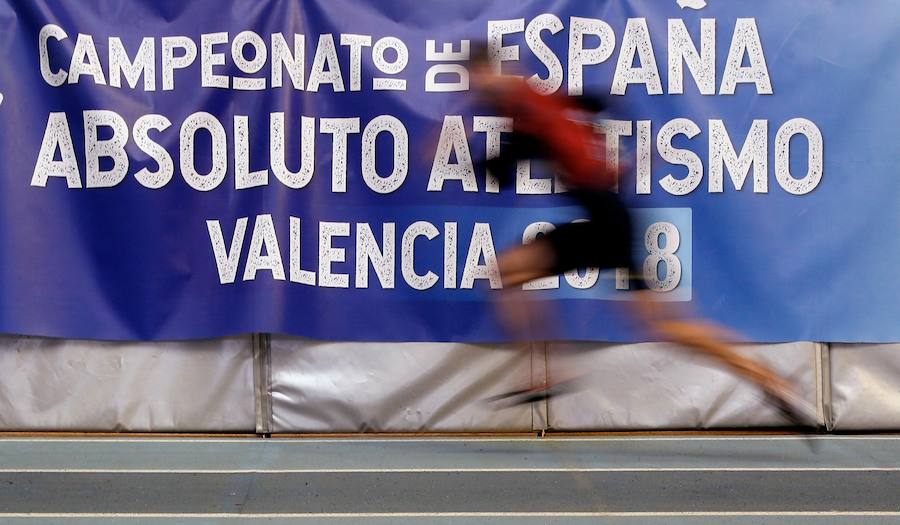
[630,291,793,395]
[492,240,555,339]
[497,250,795,398]
[497,239,557,288]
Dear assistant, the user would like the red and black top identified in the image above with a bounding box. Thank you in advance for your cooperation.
[494,80,618,191]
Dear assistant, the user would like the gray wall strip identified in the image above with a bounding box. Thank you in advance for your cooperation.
[819,343,834,431]
[531,342,549,432]
[252,334,273,435]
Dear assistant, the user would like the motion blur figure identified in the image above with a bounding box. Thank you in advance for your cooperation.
[467,50,816,428]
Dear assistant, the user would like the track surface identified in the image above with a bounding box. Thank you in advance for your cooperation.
[2,436,900,524]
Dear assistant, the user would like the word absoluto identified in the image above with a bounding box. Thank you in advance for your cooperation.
[31,112,822,196]
[38,17,775,96]
[207,215,683,292]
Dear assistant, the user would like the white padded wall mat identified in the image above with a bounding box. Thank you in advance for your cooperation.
[269,337,540,433]
[544,342,823,430]
[0,335,834,433]
[0,335,256,432]
[830,344,900,430]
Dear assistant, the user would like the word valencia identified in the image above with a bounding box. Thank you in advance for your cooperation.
[208,216,502,291]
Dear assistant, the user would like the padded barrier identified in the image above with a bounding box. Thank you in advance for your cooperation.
[0,335,256,432]
[0,336,852,432]
[545,342,825,430]
[829,344,900,430]
[269,337,541,433]
[268,338,827,432]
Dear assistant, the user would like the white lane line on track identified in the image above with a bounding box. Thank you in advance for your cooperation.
[3,512,900,518]
[2,467,900,473]
[1,436,898,443]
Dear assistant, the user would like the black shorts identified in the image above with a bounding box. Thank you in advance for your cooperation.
[477,132,645,288]
[543,190,643,287]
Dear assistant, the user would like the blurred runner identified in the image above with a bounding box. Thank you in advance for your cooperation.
[467,48,816,429]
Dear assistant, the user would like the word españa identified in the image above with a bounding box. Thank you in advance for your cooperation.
[32,112,822,196]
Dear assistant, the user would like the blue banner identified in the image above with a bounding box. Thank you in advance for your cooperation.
[0,0,897,341]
